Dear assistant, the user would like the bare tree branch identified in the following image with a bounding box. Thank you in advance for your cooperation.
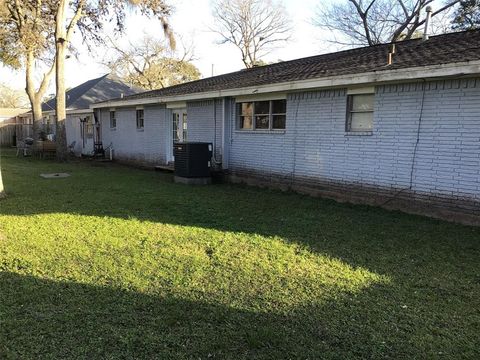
[211,0,292,68]
[313,0,461,46]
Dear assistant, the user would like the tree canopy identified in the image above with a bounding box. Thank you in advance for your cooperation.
[105,35,200,90]
[0,83,30,108]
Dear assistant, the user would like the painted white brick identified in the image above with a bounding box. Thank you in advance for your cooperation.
[229,78,480,201]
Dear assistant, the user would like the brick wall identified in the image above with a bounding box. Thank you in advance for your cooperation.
[228,78,480,217]
[187,100,223,163]
[99,105,169,165]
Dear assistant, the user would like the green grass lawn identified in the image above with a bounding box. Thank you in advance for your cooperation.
[0,149,479,359]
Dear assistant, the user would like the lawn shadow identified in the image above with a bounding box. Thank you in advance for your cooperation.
[1,154,479,358]
[0,271,469,359]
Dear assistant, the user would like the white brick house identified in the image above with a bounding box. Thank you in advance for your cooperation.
[92,30,480,224]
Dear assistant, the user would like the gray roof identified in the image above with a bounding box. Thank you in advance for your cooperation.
[42,74,141,112]
[115,29,480,102]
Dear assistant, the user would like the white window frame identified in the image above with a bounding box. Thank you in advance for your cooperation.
[237,99,286,131]
[85,115,94,137]
[136,109,144,130]
[345,93,374,133]
[109,110,116,129]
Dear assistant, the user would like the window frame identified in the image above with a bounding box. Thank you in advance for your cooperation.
[136,109,144,130]
[237,99,286,131]
[345,93,375,133]
[85,115,94,137]
[109,110,116,129]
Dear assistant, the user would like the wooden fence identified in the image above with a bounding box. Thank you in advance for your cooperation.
[0,124,16,147]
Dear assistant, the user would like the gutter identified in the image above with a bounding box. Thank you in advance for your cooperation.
[90,60,480,109]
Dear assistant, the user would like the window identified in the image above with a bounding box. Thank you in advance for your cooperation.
[173,111,187,143]
[346,94,374,132]
[136,109,144,129]
[110,111,116,129]
[238,102,253,130]
[85,116,93,137]
[237,99,286,130]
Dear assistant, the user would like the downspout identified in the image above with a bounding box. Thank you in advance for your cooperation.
[212,98,222,165]
[221,97,227,170]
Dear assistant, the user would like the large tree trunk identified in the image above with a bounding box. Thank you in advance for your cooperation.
[31,98,44,140]
[25,52,43,141]
[55,0,68,161]
[25,51,55,141]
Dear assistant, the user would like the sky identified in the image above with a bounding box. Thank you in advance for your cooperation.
[0,0,445,94]
[0,0,333,93]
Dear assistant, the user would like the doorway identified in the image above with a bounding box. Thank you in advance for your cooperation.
[171,109,187,162]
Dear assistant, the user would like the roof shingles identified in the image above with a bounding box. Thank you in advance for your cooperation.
[116,30,480,102]
[43,74,141,112]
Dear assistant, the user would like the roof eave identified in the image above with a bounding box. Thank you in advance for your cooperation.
[91,60,480,109]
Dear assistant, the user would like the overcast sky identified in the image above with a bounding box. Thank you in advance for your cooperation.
[0,0,443,94]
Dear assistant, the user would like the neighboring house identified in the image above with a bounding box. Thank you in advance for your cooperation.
[41,74,141,156]
[92,30,480,224]
[0,108,30,147]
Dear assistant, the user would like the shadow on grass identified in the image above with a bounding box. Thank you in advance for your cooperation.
[0,271,448,359]
[1,152,479,358]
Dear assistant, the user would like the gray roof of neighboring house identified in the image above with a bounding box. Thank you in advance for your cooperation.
[113,29,480,102]
[42,74,141,112]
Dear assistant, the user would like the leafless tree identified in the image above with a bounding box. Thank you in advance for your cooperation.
[313,0,460,46]
[452,0,480,30]
[211,0,292,68]
[104,35,201,90]
[0,83,30,108]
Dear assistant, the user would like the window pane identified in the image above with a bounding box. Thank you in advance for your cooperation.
[350,112,373,131]
[254,101,269,115]
[255,115,269,129]
[173,113,179,141]
[239,116,253,129]
[239,102,253,116]
[272,99,286,114]
[351,94,374,111]
[110,112,116,128]
[272,115,286,129]
[182,113,187,130]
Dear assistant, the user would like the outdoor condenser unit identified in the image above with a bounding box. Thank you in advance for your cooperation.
[174,142,213,178]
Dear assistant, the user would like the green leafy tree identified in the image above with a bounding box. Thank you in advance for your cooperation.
[0,83,30,108]
[0,1,56,139]
[52,0,174,159]
[1,1,174,159]
[105,35,201,90]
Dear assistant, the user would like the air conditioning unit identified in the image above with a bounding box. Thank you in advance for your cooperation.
[174,142,213,178]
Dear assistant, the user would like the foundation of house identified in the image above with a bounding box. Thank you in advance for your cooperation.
[174,176,212,185]
[227,170,480,227]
